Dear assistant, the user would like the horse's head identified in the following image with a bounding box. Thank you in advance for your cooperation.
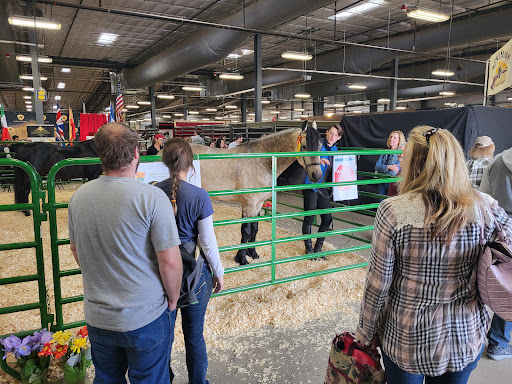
[297,120,323,182]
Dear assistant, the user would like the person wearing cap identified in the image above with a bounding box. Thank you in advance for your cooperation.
[467,136,495,188]
[147,134,165,155]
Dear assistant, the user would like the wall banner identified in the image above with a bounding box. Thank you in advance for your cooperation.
[332,155,358,201]
[487,38,512,96]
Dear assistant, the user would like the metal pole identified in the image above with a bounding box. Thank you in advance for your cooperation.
[483,60,489,106]
[291,101,295,120]
[27,5,44,124]
[254,33,262,122]
[241,93,247,123]
[390,58,398,111]
[183,96,188,120]
[149,85,157,129]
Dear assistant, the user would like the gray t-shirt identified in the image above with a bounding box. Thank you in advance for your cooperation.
[68,176,180,332]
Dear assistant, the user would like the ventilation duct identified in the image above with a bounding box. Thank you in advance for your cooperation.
[229,6,512,96]
[123,0,334,89]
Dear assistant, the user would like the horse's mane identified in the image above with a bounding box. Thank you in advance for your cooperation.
[306,126,321,151]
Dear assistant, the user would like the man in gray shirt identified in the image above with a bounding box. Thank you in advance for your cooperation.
[68,123,182,383]
[480,146,512,361]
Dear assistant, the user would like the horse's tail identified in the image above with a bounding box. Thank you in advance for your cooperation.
[13,166,30,205]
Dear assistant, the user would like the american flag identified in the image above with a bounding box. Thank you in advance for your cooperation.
[115,80,124,122]
[56,103,65,145]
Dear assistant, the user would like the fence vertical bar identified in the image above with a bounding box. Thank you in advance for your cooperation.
[271,155,277,283]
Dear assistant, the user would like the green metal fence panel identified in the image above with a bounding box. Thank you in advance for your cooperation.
[0,159,52,380]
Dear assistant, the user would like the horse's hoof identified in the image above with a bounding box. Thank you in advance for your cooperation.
[234,255,249,265]
[22,210,31,217]
[249,252,260,260]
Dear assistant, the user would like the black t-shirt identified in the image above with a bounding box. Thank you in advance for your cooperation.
[146,145,158,155]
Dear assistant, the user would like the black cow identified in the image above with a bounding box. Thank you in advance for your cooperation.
[14,140,102,215]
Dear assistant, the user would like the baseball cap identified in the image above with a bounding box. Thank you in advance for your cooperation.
[474,136,493,147]
[154,134,165,140]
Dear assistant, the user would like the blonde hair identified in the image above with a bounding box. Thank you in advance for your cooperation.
[387,130,406,148]
[399,125,481,243]
[468,143,495,159]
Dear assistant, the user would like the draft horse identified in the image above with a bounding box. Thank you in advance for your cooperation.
[14,140,102,214]
[191,120,323,265]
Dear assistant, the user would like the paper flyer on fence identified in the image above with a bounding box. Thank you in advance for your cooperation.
[135,160,201,187]
[332,155,358,201]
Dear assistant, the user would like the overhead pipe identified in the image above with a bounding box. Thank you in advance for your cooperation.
[123,0,334,89]
[229,6,512,94]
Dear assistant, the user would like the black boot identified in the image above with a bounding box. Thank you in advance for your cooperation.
[302,224,314,254]
[313,226,330,259]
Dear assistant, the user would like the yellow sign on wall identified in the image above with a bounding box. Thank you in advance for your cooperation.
[36,89,47,101]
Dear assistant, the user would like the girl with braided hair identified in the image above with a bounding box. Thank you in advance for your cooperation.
[155,138,224,384]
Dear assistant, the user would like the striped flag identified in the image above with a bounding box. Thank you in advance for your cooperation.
[1,104,9,141]
[109,103,115,123]
[115,81,124,122]
[56,103,65,145]
[68,105,76,145]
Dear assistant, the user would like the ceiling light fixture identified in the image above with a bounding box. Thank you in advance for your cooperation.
[328,0,387,20]
[294,93,311,98]
[225,105,238,109]
[333,103,346,108]
[23,96,31,99]
[432,69,455,77]
[281,51,313,61]
[439,91,456,96]
[61,68,71,73]
[16,55,52,63]
[157,95,175,99]
[215,116,225,120]
[8,16,61,30]
[125,105,140,109]
[20,75,48,81]
[219,73,244,80]
[174,113,184,117]
[352,110,363,113]
[377,98,390,103]
[205,108,218,112]
[55,95,61,100]
[162,115,172,118]
[261,100,271,104]
[97,33,118,45]
[508,97,512,101]
[402,4,450,23]
[227,53,241,59]
[182,86,203,91]
[347,84,367,90]
[294,108,305,112]
[396,106,407,110]
[189,111,200,115]
[137,101,151,105]
[270,110,281,114]
[25,101,32,104]
[121,108,128,112]
[22,87,34,92]
[57,82,66,89]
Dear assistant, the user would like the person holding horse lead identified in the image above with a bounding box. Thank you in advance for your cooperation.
[155,138,224,384]
[375,130,406,196]
[302,123,343,257]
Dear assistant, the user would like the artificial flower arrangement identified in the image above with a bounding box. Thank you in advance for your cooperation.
[38,326,91,384]
[0,329,53,384]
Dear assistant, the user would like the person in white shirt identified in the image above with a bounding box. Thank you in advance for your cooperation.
[191,130,205,145]
[228,135,243,149]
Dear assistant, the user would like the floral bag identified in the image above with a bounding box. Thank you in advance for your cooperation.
[324,332,386,384]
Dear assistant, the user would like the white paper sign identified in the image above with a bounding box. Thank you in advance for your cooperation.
[487,38,512,96]
[135,160,201,187]
[332,155,358,201]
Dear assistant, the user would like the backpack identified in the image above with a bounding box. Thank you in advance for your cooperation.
[177,243,204,309]
[477,203,512,321]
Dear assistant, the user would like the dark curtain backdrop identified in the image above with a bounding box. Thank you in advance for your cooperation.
[79,113,107,141]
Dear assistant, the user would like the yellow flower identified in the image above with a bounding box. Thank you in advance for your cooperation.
[70,337,88,354]
[52,330,72,345]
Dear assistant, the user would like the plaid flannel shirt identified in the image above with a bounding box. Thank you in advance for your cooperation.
[355,192,512,376]
[467,158,491,188]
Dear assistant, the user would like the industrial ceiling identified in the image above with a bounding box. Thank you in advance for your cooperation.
[1,0,512,122]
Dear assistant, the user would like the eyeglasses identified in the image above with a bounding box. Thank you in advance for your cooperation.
[423,128,438,146]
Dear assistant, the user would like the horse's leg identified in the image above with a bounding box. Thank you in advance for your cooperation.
[248,219,259,259]
[14,167,31,216]
[234,221,251,265]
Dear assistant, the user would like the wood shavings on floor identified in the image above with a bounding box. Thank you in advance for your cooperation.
[0,184,368,383]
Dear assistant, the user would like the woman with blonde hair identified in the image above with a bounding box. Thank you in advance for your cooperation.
[375,130,406,196]
[467,135,495,188]
[356,126,512,383]
[155,138,224,384]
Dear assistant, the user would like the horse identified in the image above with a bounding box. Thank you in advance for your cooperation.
[190,120,323,265]
[13,140,102,215]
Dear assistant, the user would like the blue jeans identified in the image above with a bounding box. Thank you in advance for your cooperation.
[381,348,482,384]
[378,183,389,197]
[487,313,512,349]
[171,263,213,384]
[88,308,175,384]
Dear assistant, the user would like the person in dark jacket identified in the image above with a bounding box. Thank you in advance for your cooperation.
[146,134,165,155]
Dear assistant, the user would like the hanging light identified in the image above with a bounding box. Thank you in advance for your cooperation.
[281,51,313,61]
[402,5,450,22]
[174,113,184,117]
[137,101,151,105]
[333,103,346,108]
[20,75,48,81]
[125,105,140,109]
[294,93,311,98]
[219,73,244,80]
[439,91,456,96]
[188,111,200,115]
[347,84,367,90]
[8,16,61,30]
[16,55,53,63]
[432,69,455,77]
[294,108,305,112]
[396,106,407,110]
[22,87,34,92]
[205,108,218,112]
[377,99,390,104]
[182,86,203,91]
[157,95,175,99]
[225,105,238,109]
[261,100,271,104]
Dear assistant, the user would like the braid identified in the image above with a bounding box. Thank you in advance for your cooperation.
[169,174,180,216]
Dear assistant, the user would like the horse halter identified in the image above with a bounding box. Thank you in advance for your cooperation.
[296,134,321,167]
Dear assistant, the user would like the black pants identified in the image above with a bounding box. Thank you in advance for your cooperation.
[302,188,332,228]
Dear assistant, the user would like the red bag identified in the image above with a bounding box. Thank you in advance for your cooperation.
[324,332,386,384]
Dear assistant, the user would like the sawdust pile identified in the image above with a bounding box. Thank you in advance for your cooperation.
[0,183,368,383]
